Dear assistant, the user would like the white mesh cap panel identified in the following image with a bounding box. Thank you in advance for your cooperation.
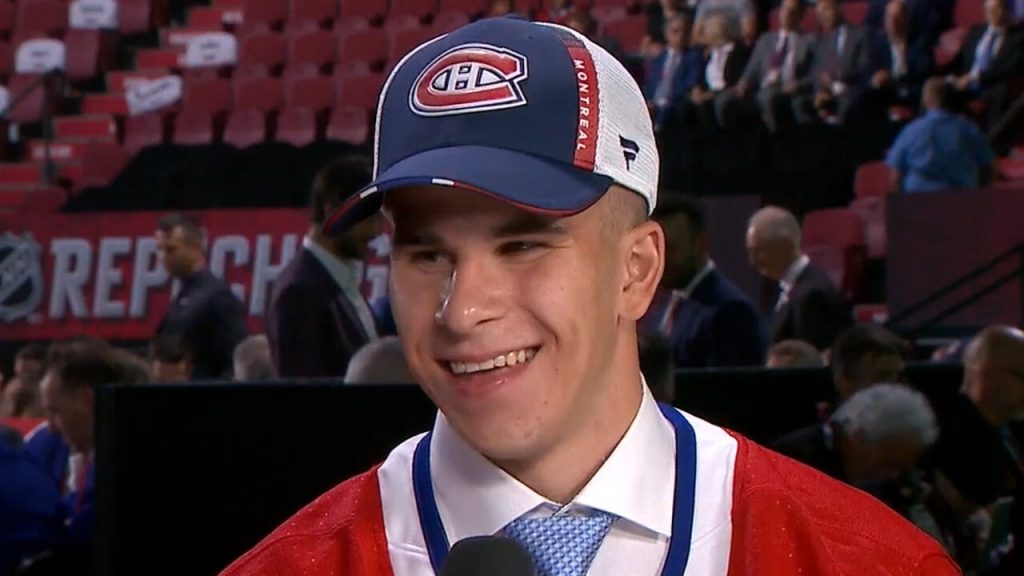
[537,23,659,214]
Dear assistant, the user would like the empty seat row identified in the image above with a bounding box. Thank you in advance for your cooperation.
[184,72,384,114]
[232,0,490,29]
[0,0,157,38]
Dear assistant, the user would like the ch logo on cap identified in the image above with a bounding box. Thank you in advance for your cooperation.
[410,43,528,117]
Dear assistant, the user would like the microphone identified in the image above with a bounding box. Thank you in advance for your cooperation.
[439,536,537,576]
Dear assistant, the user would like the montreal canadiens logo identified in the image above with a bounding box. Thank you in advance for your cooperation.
[410,43,528,116]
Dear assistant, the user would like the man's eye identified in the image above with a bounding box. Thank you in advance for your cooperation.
[500,241,543,255]
[410,250,444,263]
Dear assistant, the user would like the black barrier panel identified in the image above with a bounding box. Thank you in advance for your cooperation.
[94,382,436,576]
[95,364,964,576]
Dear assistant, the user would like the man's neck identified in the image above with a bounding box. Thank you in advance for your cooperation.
[492,353,644,503]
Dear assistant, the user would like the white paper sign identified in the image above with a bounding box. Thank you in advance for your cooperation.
[15,39,66,74]
[183,32,238,68]
[69,0,118,30]
[125,75,183,116]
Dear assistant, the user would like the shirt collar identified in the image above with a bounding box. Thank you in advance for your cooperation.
[681,260,715,299]
[780,254,810,292]
[303,235,360,292]
[432,381,675,542]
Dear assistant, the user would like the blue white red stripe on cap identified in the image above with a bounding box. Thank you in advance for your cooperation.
[323,16,658,237]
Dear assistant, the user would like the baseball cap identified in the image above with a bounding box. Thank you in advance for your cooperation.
[323,16,658,236]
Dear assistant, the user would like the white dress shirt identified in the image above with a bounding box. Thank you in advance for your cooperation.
[890,40,907,78]
[705,44,734,91]
[972,25,1006,78]
[775,254,810,312]
[302,235,378,340]
[377,384,739,575]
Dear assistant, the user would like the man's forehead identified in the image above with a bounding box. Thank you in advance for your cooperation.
[384,186,577,230]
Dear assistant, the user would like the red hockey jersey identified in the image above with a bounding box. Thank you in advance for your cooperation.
[222,429,959,576]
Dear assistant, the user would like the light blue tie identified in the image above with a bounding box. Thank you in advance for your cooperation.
[502,512,616,576]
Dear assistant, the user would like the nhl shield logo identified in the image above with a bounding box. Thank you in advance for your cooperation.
[410,43,528,117]
[0,232,44,322]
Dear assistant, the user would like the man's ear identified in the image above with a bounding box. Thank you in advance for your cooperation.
[620,220,664,321]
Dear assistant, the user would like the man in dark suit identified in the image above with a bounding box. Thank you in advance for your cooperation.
[685,13,752,129]
[266,156,380,378]
[806,0,874,126]
[641,196,765,368]
[746,206,852,351]
[868,0,933,115]
[155,213,247,380]
[719,0,816,131]
[644,13,704,132]
[950,0,1024,129]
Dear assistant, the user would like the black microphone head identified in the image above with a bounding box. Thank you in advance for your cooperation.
[439,536,536,576]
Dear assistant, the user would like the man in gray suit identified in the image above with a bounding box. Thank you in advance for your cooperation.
[716,0,815,131]
[805,0,874,126]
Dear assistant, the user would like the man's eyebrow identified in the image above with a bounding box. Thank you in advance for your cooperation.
[392,229,440,247]
[492,214,569,237]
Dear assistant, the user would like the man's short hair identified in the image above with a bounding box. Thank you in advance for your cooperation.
[831,324,908,380]
[309,155,373,224]
[344,337,416,385]
[653,195,706,237]
[15,343,46,364]
[830,384,939,447]
[151,335,190,364]
[156,213,205,247]
[922,77,953,111]
[47,340,126,391]
[748,206,802,248]
[767,340,824,368]
[233,335,275,381]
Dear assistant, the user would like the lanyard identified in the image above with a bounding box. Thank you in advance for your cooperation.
[412,403,698,575]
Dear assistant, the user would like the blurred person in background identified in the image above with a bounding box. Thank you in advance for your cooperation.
[155,213,247,380]
[773,384,939,511]
[564,10,623,62]
[868,0,933,117]
[806,0,874,126]
[686,14,751,129]
[926,326,1024,571]
[886,77,997,194]
[644,13,704,132]
[642,196,765,367]
[0,431,63,574]
[0,343,46,418]
[266,155,379,378]
[233,335,275,382]
[342,337,416,385]
[831,323,908,402]
[746,206,852,351]
[150,336,192,383]
[692,0,756,47]
[765,339,824,368]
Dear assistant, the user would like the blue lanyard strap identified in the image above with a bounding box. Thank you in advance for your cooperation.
[412,403,698,575]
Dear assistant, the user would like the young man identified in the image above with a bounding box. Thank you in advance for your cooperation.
[223,17,959,576]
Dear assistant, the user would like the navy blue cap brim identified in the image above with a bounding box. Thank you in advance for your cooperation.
[322,145,613,236]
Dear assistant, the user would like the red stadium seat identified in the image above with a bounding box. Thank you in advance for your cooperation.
[275,106,316,146]
[840,2,869,26]
[327,106,369,144]
[438,0,488,17]
[0,40,13,78]
[339,28,388,69]
[954,0,985,27]
[339,0,387,24]
[173,110,215,144]
[233,75,282,112]
[935,27,968,69]
[64,29,108,81]
[802,208,867,299]
[6,73,47,123]
[385,15,422,34]
[334,59,371,81]
[282,19,319,36]
[389,26,437,68]
[74,142,128,192]
[224,108,266,147]
[239,31,286,70]
[593,6,627,25]
[235,20,272,37]
[233,63,270,78]
[768,7,818,32]
[184,77,233,114]
[289,0,336,27]
[123,113,165,155]
[389,0,436,22]
[16,0,67,37]
[849,196,886,259]
[335,17,371,36]
[853,161,893,198]
[281,62,319,79]
[601,15,646,53]
[285,75,333,111]
[0,2,15,38]
[336,71,385,111]
[998,157,1024,180]
[288,29,337,69]
[241,0,286,28]
[433,10,470,34]
[118,0,152,35]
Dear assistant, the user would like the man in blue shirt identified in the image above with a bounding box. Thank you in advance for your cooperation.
[886,77,997,193]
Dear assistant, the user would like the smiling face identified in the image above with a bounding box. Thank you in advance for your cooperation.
[385,185,662,467]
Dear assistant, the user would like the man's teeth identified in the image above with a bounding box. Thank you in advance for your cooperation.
[450,348,536,375]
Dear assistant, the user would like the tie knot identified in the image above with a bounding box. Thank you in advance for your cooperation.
[502,512,617,576]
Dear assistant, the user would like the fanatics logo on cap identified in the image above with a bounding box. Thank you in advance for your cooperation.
[410,43,528,117]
